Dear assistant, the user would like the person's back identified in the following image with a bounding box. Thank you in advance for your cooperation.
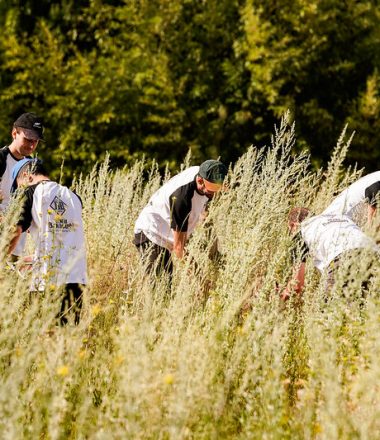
[135,166,209,250]
[281,208,379,301]
[9,158,87,324]
[301,214,378,272]
[322,171,380,220]
[25,180,87,291]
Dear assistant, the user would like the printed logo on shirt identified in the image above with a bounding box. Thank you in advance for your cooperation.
[322,218,349,226]
[48,195,75,232]
[50,196,67,215]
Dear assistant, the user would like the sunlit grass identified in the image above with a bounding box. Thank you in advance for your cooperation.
[0,112,378,439]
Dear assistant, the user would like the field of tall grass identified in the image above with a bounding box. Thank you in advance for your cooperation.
[1,112,380,439]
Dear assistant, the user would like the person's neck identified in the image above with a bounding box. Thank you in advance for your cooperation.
[31,175,50,185]
[8,141,24,160]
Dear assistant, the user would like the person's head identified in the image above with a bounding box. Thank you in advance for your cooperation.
[196,160,228,199]
[288,207,310,233]
[365,181,380,223]
[11,113,44,158]
[11,158,48,192]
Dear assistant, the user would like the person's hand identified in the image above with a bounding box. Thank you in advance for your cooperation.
[172,252,184,267]
[280,291,290,301]
[15,255,34,277]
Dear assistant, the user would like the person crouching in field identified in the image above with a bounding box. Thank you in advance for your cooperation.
[134,160,227,277]
[280,205,380,301]
[8,158,87,325]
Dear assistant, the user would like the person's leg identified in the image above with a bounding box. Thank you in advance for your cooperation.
[58,283,84,325]
[134,232,172,277]
[161,247,173,277]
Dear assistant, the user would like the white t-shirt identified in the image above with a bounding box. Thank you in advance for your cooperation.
[18,181,88,291]
[322,171,380,220]
[134,166,209,250]
[301,214,379,272]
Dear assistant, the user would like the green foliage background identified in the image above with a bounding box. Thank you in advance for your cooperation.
[0,0,379,178]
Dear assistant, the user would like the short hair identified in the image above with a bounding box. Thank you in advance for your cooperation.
[288,207,310,224]
[365,181,380,207]
[18,158,48,178]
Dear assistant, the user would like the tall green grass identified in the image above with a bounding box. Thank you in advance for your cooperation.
[0,112,378,439]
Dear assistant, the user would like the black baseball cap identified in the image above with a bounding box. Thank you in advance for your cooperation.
[14,112,44,141]
[365,181,380,207]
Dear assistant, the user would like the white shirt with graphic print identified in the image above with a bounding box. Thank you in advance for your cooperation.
[18,181,87,291]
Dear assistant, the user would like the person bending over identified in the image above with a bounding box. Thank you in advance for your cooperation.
[9,158,87,325]
[134,160,227,277]
[281,207,379,301]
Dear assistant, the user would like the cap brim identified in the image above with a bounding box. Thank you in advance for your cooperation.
[203,180,223,192]
[17,127,43,141]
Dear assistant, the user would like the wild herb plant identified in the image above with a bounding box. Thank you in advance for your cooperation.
[0,113,378,439]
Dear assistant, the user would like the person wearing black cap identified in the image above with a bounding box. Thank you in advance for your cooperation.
[0,112,44,257]
[134,160,227,275]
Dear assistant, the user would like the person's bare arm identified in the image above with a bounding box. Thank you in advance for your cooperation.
[367,205,376,224]
[172,230,187,259]
[9,225,23,254]
[280,262,306,301]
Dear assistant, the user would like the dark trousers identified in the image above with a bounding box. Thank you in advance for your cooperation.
[58,283,84,325]
[134,232,173,277]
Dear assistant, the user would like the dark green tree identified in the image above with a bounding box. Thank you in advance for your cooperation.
[0,0,379,178]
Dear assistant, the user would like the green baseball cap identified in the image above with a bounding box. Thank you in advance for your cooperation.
[199,160,227,184]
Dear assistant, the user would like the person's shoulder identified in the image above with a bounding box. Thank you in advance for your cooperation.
[168,167,198,194]
[354,171,380,191]
[0,146,9,171]
[170,178,196,200]
[175,166,199,181]
[59,183,83,207]
[24,182,41,197]
[71,189,83,207]
[187,165,200,174]
[364,170,380,180]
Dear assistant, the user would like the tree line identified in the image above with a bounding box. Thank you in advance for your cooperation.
[0,0,379,179]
